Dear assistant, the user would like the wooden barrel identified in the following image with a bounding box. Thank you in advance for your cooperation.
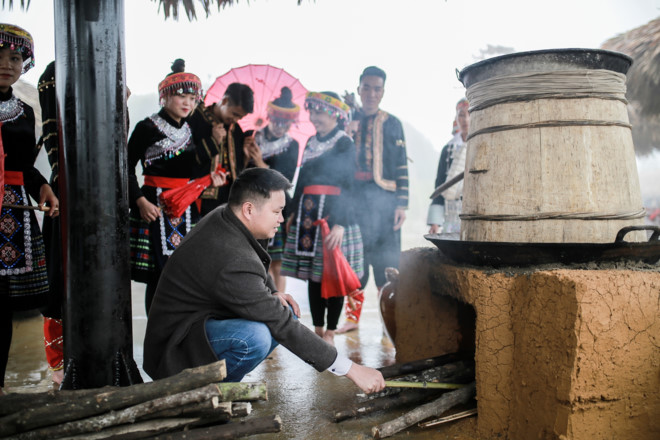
[458,49,646,243]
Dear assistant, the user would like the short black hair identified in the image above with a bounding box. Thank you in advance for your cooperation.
[224,82,255,114]
[359,66,386,84]
[228,168,292,208]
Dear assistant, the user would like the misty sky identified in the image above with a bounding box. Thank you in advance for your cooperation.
[3,0,659,204]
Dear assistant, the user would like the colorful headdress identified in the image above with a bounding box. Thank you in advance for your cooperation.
[0,23,35,73]
[158,72,202,102]
[456,97,469,112]
[304,92,350,123]
[267,87,300,123]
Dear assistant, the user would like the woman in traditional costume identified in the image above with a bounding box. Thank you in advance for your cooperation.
[427,97,470,234]
[282,91,363,346]
[0,24,59,394]
[37,60,65,385]
[128,59,225,314]
[248,87,300,293]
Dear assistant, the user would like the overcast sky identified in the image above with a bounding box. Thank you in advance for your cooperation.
[3,0,659,200]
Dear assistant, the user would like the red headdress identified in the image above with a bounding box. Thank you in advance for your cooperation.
[0,23,35,73]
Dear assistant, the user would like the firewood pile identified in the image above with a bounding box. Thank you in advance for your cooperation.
[334,353,477,439]
[0,360,281,440]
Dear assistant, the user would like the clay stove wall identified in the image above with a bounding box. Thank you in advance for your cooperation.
[393,247,660,440]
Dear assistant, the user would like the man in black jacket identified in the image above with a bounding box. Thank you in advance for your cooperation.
[143,168,385,394]
[338,66,409,334]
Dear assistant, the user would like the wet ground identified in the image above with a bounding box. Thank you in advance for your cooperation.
[5,263,478,439]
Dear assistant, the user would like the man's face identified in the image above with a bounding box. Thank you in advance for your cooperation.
[357,75,385,115]
[456,107,470,135]
[249,190,286,240]
[219,97,248,125]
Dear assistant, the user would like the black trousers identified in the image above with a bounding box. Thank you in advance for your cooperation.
[354,181,401,288]
[308,281,344,330]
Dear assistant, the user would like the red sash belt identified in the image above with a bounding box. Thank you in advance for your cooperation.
[303,185,341,196]
[144,175,189,188]
[4,170,24,186]
[354,171,374,181]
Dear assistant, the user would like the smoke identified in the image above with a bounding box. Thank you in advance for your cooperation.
[472,44,516,62]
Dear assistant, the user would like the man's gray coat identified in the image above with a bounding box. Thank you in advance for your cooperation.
[143,205,338,380]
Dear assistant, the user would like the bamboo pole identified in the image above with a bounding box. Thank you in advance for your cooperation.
[215,382,267,402]
[364,359,474,401]
[1,204,51,211]
[372,382,476,439]
[385,381,465,390]
[418,407,477,428]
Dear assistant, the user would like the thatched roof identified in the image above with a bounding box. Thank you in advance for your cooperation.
[602,17,660,155]
[156,0,304,20]
[156,0,236,21]
[602,17,660,114]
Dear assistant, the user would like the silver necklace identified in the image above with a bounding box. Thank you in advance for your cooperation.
[0,95,24,123]
[255,130,293,159]
[302,130,346,164]
[144,113,193,166]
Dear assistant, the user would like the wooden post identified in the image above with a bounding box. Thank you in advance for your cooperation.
[53,0,140,390]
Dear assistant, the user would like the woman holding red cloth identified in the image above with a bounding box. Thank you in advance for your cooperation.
[0,24,59,394]
[282,91,364,346]
[128,59,226,313]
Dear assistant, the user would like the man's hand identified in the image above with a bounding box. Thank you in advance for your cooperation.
[274,292,300,318]
[212,124,227,145]
[393,207,406,231]
[345,363,386,394]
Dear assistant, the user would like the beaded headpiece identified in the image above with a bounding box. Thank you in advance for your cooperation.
[158,72,202,103]
[456,97,469,111]
[0,23,35,74]
[267,101,300,123]
[304,92,350,123]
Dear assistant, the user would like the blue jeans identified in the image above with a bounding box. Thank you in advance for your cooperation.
[205,318,279,382]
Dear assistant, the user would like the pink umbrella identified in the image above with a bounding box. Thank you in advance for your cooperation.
[204,64,315,169]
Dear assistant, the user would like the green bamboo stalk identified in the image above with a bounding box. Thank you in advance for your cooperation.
[384,380,464,390]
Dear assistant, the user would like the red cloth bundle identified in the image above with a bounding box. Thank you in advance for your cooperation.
[43,317,64,371]
[159,165,227,218]
[313,218,361,299]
